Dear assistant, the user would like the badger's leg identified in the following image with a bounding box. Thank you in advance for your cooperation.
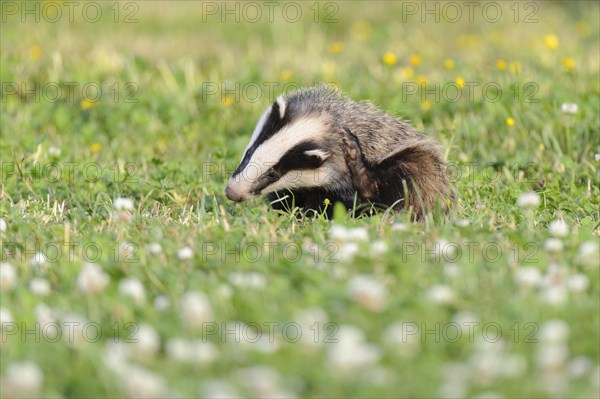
[340,128,379,200]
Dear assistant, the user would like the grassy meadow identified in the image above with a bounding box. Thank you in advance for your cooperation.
[1,1,599,397]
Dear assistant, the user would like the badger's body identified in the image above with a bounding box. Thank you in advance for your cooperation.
[225,86,452,219]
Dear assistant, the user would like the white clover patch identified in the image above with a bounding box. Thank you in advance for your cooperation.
[77,263,109,294]
[347,274,387,311]
[118,277,146,305]
[0,262,17,291]
[548,219,569,238]
[516,192,540,209]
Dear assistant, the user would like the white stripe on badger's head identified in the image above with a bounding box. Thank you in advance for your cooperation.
[226,107,338,202]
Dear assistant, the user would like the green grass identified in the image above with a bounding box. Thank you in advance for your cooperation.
[1,1,599,398]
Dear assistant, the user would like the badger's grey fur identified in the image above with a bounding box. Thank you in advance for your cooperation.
[225,86,452,220]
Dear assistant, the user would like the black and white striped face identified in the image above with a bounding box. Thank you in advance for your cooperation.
[225,97,337,202]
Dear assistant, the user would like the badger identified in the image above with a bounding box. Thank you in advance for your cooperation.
[225,86,452,220]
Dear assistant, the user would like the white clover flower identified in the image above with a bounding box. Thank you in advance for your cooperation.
[347,274,387,311]
[30,252,47,268]
[329,225,368,241]
[542,285,568,306]
[560,102,578,114]
[0,262,17,291]
[29,278,51,296]
[146,242,162,254]
[0,307,13,328]
[426,284,455,304]
[295,307,328,346]
[329,224,349,240]
[370,240,388,255]
[516,192,540,209]
[326,325,381,372]
[501,354,527,378]
[102,341,131,375]
[4,361,43,395]
[544,238,564,253]
[153,295,170,311]
[180,291,213,328]
[452,311,480,327]
[514,267,542,288]
[228,272,266,289]
[455,219,470,227]
[113,197,134,211]
[34,304,56,327]
[548,219,569,237]
[443,263,461,278]
[567,356,592,378]
[166,338,218,365]
[539,319,569,343]
[235,366,293,398]
[77,263,109,294]
[0,218,6,233]
[337,242,360,261]
[198,380,239,399]
[536,343,569,369]
[118,277,146,304]
[382,321,420,358]
[118,242,136,259]
[575,241,599,268]
[567,273,589,293]
[48,146,62,156]
[391,223,408,232]
[130,324,160,359]
[347,227,368,241]
[177,246,194,260]
[121,366,165,399]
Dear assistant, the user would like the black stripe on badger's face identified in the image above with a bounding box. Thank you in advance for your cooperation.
[250,141,327,195]
[233,100,291,177]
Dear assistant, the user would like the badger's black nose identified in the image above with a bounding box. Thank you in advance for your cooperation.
[225,184,245,202]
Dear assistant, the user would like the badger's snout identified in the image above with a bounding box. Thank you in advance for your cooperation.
[225,181,246,202]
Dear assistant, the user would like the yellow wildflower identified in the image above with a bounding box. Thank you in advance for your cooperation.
[90,143,102,153]
[29,45,42,61]
[496,59,507,70]
[409,54,421,66]
[420,100,431,111]
[221,97,234,106]
[563,57,576,71]
[443,59,455,69]
[280,70,293,81]
[506,117,515,126]
[544,34,559,50]
[328,42,344,54]
[80,99,96,110]
[382,52,397,66]
[399,66,414,80]
[455,77,465,89]
[509,61,521,75]
[416,75,429,86]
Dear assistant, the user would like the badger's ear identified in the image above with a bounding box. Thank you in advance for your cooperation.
[304,148,330,164]
[273,96,286,119]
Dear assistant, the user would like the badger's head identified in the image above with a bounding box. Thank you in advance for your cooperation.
[225,95,344,202]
